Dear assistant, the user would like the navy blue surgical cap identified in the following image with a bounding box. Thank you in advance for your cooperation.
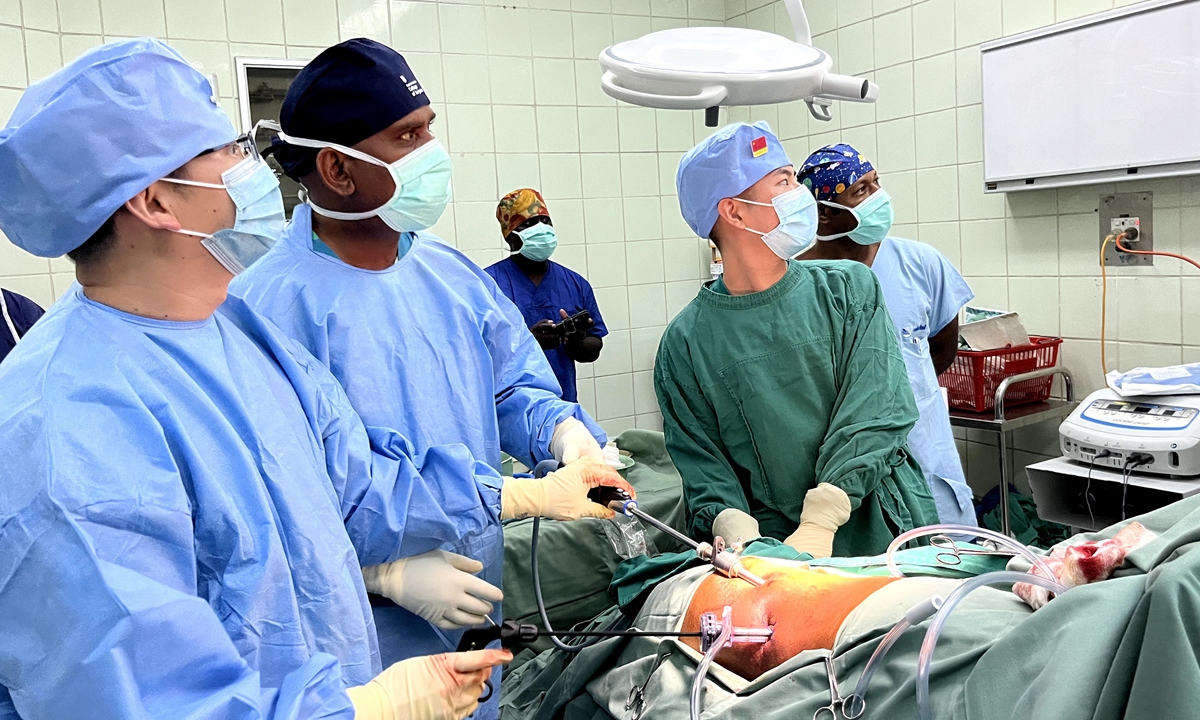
[271,38,431,180]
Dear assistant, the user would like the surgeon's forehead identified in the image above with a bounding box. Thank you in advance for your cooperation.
[384,105,436,135]
[739,166,796,197]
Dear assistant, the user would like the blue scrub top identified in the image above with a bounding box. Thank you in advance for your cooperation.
[232,205,603,475]
[871,236,977,526]
[0,286,501,719]
[484,256,608,403]
[231,207,604,713]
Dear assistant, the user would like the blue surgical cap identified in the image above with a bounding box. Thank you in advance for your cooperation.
[0,37,236,257]
[675,122,792,239]
[797,143,874,202]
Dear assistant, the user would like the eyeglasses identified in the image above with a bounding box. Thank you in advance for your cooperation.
[204,133,260,162]
[232,133,260,161]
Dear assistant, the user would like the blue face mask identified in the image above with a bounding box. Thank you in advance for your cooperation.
[735,186,819,259]
[816,188,894,246]
[516,223,557,261]
[166,156,285,275]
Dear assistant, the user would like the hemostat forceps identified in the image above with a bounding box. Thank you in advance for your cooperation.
[626,647,672,720]
[930,534,1018,567]
[813,654,849,720]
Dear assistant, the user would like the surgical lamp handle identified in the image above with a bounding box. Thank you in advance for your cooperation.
[600,71,728,110]
[806,98,834,122]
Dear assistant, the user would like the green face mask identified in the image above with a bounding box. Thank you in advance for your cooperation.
[516,224,557,261]
[815,188,894,245]
[263,120,453,233]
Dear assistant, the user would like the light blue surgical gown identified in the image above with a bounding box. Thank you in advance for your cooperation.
[230,204,605,717]
[872,236,977,526]
[0,287,502,720]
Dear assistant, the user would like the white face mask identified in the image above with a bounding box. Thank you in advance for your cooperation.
[734,186,820,259]
[260,120,453,233]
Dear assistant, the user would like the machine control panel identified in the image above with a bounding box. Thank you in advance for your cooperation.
[1081,399,1198,430]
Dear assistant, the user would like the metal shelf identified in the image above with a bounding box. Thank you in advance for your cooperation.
[946,366,1077,536]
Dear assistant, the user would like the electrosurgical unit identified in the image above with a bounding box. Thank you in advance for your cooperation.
[1059,388,1200,477]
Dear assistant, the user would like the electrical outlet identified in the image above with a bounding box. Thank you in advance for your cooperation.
[1110,217,1141,242]
[1100,193,1153,267]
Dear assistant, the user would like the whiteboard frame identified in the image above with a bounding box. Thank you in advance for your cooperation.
[980,0,1200,193]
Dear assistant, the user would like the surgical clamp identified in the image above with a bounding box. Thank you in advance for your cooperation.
[627,647,673,720]
[588,486,767,587]
[929,534,1018,567]
[814,654,849,720]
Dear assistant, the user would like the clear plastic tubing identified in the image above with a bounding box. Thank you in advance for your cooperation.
[841,595,944,719]
[915,571,1068,720]
[884,524,1059,583]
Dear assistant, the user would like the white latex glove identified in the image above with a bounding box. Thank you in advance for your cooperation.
[500,460,635,521]
[361,550,503,629]
[783,483,852,559]
[346,649,512,720]
[550,417,605,465]
[712,507,761,545]
[602,442,623,469]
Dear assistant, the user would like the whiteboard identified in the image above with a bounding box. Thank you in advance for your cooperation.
[981,0,1200,192]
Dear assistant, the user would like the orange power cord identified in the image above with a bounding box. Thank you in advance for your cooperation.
[1114,233,1200,271]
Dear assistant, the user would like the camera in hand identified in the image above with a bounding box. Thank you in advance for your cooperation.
[555,309,593,339]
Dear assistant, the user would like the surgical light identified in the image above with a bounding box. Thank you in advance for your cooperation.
[598,0,878,126]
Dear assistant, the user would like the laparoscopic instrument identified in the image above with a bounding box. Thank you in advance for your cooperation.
[456,610,772,653]
[532,458,766,588]
[691,606,771,720]
[588,484,767,588]
[516,460,767,659]
[457,607,772,712]
[461,460,774,710]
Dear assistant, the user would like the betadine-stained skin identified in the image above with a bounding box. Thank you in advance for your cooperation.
[681,557,897,680]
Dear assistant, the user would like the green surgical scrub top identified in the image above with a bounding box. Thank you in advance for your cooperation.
[653,260,938,557]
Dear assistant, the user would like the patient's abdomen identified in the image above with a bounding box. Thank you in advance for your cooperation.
[681,558,897,680]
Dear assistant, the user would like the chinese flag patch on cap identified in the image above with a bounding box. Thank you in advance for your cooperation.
[750,135,768,157]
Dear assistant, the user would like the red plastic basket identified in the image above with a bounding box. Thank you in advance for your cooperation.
[938,336,1063,413]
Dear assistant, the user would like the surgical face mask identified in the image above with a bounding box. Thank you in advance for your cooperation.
[164,156,285,275]
[735,186,819,260]
[262,120,452,233]
[516,223,557,261]
[816,188,894,246]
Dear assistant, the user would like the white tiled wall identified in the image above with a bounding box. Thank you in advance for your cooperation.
[0,0,728,437]
[726,0,1200,497]
[8,0,1198,482]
